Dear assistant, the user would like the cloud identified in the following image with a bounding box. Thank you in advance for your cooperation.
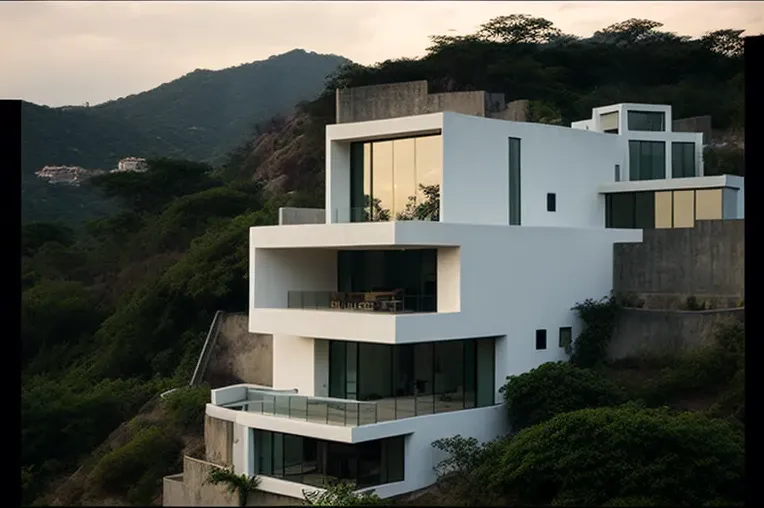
[1,1,761,106]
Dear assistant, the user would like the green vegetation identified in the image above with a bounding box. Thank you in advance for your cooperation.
[499,362,627,430]
[432,312,745,507]
[482,406,743,506]
[206,467,261,506]
[21,50,349,226]
[303,481,387,506]
[21,14,747,507]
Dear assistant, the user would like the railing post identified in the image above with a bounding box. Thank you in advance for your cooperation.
[344,403,347,427]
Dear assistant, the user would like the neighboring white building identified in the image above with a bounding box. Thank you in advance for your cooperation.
[34,165,106,186]
[113,157,148,173]
[204,104,744,501]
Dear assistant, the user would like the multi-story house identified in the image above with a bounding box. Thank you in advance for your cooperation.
[198,98,744,502]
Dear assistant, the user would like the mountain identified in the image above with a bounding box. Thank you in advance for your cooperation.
[21,49,351,225]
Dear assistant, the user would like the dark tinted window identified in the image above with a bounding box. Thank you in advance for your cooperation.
[547,193,556,212]
[535,330,547,350]
[628,111,665,131]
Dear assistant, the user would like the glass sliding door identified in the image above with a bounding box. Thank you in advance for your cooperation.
[329,341,347,399]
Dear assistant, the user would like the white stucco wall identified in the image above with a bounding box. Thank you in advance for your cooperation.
[441,112,619,228]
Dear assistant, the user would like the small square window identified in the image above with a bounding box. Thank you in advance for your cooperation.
[547,193,556,212]
[535,330,547,350]
[559,327,572,350]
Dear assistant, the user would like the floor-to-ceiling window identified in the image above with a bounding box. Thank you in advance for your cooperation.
[672,142,696,178]
[254,431,405,488]
[336,249,437,312]
[349,134,442,222]
[606,188,725,229]
[328,338,496,419]
[629,140,666,180]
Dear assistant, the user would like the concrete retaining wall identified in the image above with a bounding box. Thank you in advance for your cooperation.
[163,456,299,507]
[205,313,273,389]
[673,115,712,145]
[608,307,744,360]
[613,219,744,309]
[279,207,325,225]
[336,80,521,124]
[204,415,234,466]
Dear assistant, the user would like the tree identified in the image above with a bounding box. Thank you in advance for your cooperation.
[395,184,440,221]
[477,14,563,44]
[592,19,665,45]
[701,29,745,57]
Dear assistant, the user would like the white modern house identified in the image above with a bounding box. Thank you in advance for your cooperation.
[202,103,744,501]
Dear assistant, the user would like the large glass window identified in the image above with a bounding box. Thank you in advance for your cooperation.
[605,192,655,229]
[329,338,497,420]
[509,137,521,225]
[672,142,696,178]
[349,134,442,222]
[254,431,404,488]
[629,141,666,180]
[627,111,665,132]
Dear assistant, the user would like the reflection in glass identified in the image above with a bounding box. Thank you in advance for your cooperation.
[393,138,416,218]
[627,111,665,132]
[672,142,696,178]
[348,135,441,222]
[629,140,666,180]
[255,431,404,488]
[372,141,393,221]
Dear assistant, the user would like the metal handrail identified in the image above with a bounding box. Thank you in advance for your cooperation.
[189,310,226,387]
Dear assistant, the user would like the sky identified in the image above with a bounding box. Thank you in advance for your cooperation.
[1,1,762,107]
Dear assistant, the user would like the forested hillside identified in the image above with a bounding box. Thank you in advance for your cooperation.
[21,49,349,225]
[21,16,746,507]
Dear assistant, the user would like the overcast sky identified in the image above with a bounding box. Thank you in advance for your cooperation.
[1,1,762,107]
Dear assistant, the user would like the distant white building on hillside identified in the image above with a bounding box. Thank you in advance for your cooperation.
[113,157,148,173]
[35,165,106,186]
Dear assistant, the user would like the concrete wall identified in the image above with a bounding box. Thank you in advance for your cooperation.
[204,415,234,466]
[163,456,298,507]
[609,307,744,360]
[442,112,619,228]
[279,207,325,225]
[205,313,273,388]
[673,115,712,145]
[336,81,494,123]
[489,99,529,122]
[613,219,745,308]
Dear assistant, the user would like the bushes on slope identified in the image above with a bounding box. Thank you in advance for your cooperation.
[480,406,744,506]
[500,361,627,430]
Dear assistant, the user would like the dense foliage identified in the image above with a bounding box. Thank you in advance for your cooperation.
[479,406,744,506]
[499,361,627,430]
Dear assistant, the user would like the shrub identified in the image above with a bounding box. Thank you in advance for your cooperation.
[206,467,260,506]
[499,361,627,430]
[482,406,744,506]
[431,435,501,504]
[163,385,211,431]
[569,294,619,368]
[641,319,744,407]
[303,481,387,506]
[87,424,182,499]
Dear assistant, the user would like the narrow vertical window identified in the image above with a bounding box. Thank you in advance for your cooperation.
[546,193,556,212]
[509,137,521,225]
[559,327,572,350]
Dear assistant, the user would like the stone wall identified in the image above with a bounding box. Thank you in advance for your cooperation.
[204,313,273,388]
[204,415,233,466]
[608,307,744,360]
[613,220,744,310]
[279,207,325,225]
